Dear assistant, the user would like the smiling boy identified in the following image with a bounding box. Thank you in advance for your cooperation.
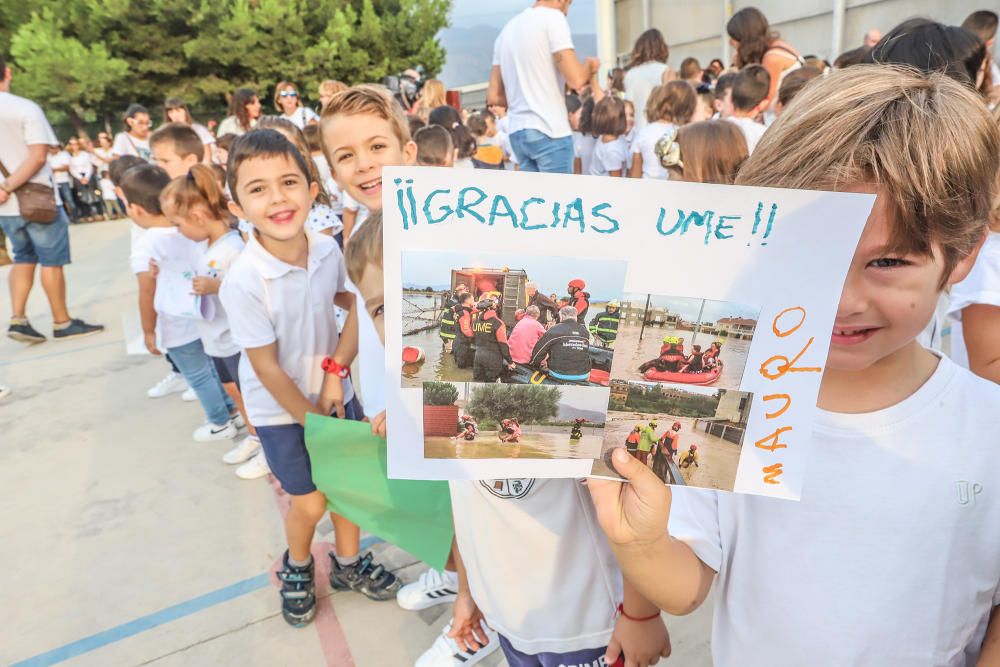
[588,66,1000,665]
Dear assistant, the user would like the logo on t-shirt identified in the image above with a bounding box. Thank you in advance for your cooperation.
[956,480,983,505]
[480,478,534,499]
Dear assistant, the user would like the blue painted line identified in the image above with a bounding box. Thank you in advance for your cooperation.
[0,339,124,367]
[11,537,385,666]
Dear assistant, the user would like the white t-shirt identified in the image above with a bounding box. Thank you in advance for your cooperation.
[282,107,320,130]
[49,151,71,185]
[589,136,628,177]
[493,7,575,139]
[99,177,117,200]
[191,123,215,146]
[624,61,670,132]
[632,121,674,179]
[220,230,353,426]
[726,116,767,155]
[112,132,152,162]
[450,478,623,654]
[0,92,58,216]
[92,146,114,169]
[453,157,475,169]
[68,151,95,180]
[948,231,1000,369]
[129,226,201,350]
[348,278,386,418]
[670,356,1000,666]
[196,230,244,358]
[217,116,257,137]
[572,132,596,175]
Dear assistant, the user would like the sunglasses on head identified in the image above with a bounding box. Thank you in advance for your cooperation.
[279,90,298,98]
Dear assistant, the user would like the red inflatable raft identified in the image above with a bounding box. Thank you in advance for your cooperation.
[642,363,723,386]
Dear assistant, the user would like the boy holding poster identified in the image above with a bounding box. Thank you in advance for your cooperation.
[588,67,1000,665]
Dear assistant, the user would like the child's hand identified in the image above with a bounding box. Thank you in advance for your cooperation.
[144,332,161,356]
[317,374,345,418]
[370,410,387,439]
[447,590,490,653]
[191,276,221,295]
[587,448,672,551]
[148,259,160,279]
[607,613,671,667]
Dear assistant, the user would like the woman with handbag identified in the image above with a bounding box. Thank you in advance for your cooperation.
[66,137,102,222]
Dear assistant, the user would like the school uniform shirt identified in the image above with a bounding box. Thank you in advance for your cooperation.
[589,137,628,177]
[948,231,1000,369]
[220,229,353,426]
[669,355,1000,666]
[196,230,244,358]
[449,478,623,655]
[572,132,596,175]
[493,6,575,140]
[0,91,58,217]
[111,132,151,162]
[632,121,674,179]
[49,150,72,185]
[725,116,767,155]
[129,227,201,349]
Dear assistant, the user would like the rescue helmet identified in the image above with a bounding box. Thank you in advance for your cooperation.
[607,299,620,309]
[672,421,681,430]
[477,297,496,310]
[649,420,658,427]
[568,278,586,290]
[690,444,698,451]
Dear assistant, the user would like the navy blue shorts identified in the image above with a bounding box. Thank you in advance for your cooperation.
[255,397,364,496]
[498,635,609,667]
[211,352,241,388]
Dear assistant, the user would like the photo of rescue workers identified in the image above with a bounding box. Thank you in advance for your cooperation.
[610,294,760,391]
[590,380,754,492]
[422,381,608,460]
[400,250,627,389]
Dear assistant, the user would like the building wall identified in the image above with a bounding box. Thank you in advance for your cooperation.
[614,0,998,66]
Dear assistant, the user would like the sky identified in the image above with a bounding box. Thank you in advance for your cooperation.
[624,293,760,323]
[447,0,596,33]
[403,249,626,300]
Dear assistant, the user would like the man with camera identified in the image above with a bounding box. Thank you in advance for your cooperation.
[488,0,598,174]
[0,54,104,344]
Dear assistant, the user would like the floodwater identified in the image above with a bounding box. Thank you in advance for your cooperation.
[590,411,742,491]
[611,324,752,390]
[425,425,604,460]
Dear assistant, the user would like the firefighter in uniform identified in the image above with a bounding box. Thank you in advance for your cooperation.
[589,299,621,348]
[472,296,514,382]
[452,292,476,369]
[567,279,591,322]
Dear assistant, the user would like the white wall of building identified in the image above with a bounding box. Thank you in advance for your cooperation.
[613,0,997,67]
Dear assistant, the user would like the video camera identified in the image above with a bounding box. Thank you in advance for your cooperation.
[383,65,426,110]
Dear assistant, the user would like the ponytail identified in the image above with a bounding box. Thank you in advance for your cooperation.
[160,164,232,223]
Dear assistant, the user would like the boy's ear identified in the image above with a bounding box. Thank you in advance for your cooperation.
[403,139,418,166]
[227,199,245,220]
[752,98,770,116]
[308,179,320,202]
[947,231,989,287]
[127,201,148,219]
[183,153,200,169]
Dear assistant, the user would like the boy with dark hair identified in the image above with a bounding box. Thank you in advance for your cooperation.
[774,65,823,116]
[590,66,1000,666]
[712,71,738,118]
[725,64,770,153]
[220,129,400,626]
[150,123,205,178]
[414,125,455,167]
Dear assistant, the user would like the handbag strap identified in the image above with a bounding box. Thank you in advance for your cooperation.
[0,158,10,179]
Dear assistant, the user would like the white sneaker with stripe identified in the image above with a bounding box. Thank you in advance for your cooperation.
[397,568,459,611]
[415,622,499,667]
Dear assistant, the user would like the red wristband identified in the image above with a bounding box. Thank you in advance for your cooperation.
[617,603,661,622]
[321,357,350,378]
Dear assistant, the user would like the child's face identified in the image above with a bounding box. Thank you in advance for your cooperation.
[485,117,497,136]
[216,147,229,166]
[164,202,210,242]
[356,262,386,343]
[828,189,979,373]
[228,154,317,243]
[625,104,635,133]
[153,142,199,180]
[323,113,417,211]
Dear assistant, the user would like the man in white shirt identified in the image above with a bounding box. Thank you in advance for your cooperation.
[47,144,77,222]
[0,55,104,344]
[488,0,599,174]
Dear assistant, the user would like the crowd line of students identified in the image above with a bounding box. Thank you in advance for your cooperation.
[6,2,1000,666]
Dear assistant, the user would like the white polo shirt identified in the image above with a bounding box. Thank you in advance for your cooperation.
[129,226,201,350]
[220,229,353,426]
[196,230,245,358]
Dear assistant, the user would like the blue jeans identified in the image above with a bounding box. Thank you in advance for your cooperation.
[57,183,78,220]
[0,208,71,266]
[167,338,235,425]
[510,129,574,174]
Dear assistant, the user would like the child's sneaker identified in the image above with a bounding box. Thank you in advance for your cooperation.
[329,552,402,601]
[147,371,187,398]
[235,450,270,479]
[231,413,246,430]
[223,434,260,464]
[276,551,316,627]
[415,621,499,667]
[397,568,458,611]
[193,418,238,442]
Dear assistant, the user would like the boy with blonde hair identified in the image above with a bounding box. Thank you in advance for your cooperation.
[590,66,1000,665]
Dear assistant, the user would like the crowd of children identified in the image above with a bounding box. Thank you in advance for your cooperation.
[7,3,1000,666]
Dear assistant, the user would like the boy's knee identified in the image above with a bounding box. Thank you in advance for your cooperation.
[291,492,328,522]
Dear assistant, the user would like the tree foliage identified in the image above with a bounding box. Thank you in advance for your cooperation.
[423,381,459,406]
[467,385,561,425]
[6,0,450,128]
